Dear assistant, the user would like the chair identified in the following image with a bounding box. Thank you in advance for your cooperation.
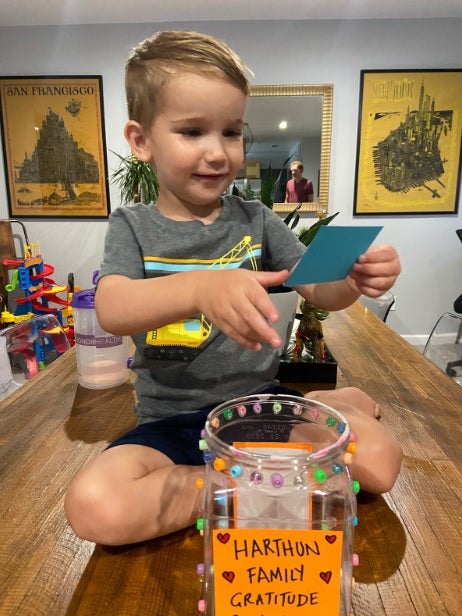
[424,229,462,383]
[359,291,396,322]
[433,288,462,379]
[423,312,462,385]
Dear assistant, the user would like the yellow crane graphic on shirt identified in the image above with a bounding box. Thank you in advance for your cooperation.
[145,236,258,355]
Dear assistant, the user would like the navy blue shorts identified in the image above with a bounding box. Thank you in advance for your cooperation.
[107,385,302,465]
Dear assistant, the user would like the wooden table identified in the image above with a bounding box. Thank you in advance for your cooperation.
[1,301,461,615]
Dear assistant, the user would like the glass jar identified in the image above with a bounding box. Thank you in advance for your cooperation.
[197,394,358,616]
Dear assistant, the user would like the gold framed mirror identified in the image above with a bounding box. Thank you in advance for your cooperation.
[245,84,333,213]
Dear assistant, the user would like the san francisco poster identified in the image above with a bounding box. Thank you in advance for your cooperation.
[0,75,110,218]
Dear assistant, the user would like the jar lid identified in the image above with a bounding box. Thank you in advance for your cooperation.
[71,288,95,309]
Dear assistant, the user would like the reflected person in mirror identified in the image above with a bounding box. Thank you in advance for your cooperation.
[64,30,402,546]
[285,160,314,203]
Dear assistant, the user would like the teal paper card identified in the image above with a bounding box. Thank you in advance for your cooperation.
[287,225,383,285]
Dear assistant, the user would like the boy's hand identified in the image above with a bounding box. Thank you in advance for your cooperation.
[194,269,290,351]
[347,244,401,297]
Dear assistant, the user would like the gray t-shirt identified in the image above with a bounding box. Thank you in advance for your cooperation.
[99,195,306,423]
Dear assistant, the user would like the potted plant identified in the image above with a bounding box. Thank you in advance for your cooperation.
[110,151,159,205]
[271,207,339,366]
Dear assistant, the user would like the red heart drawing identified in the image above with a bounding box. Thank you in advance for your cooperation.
[325,535,337,544]
[217,532,230,544]
[320,571,332,584]
[222,571,235,583]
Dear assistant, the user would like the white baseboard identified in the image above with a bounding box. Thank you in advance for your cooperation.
[402,333,458,347]
[401,334,428,347]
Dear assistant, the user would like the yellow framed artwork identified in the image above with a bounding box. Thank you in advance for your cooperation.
[353,69,462,216]
[0,75,110,219]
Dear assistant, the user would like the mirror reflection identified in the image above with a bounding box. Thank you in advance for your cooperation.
[236,84,333,213]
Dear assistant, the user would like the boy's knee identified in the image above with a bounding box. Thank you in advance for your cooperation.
[353,435,403,494]
[306,387,379,419]
[64,475,123,544]
[378,437,403,493]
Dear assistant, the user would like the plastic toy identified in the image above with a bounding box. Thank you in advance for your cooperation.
[1,314,71,380]
[1,241,76,345]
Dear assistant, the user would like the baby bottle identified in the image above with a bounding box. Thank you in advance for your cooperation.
[71,288,128,389]
[196,393,359,616]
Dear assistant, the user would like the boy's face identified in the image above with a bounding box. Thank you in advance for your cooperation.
[142,72,246,218]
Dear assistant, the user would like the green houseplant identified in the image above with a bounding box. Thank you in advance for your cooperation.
[285,208,338,244]
[260,163,275,208]
[111,152,160,205]
[260,157,291,209]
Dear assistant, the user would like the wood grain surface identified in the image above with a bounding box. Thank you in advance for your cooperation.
[0,301,461,615]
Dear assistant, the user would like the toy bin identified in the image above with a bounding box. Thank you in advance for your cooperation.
[197,394,358,616]
[0,314,70,398]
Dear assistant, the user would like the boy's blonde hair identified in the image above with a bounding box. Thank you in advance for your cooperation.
[125,30,250,130]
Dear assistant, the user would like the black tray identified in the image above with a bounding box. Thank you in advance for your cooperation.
[276,346,337,385]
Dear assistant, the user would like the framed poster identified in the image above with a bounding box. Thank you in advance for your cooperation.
[353,69,462,216]
[0,75,110,219]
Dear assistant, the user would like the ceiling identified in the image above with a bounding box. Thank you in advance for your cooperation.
[244,95,322,168]
[1,0,462,27]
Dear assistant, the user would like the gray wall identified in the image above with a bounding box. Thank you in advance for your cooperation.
[1,19,461,341]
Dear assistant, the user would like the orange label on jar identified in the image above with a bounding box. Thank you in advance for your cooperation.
[212,528,343,615]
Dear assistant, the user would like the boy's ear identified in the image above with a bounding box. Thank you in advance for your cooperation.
[124,121,152,162]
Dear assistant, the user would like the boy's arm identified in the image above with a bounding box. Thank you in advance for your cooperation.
[294,244,401,311]
[96,273,204,335]
[95,268,291,351]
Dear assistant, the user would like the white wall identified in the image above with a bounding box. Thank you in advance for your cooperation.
[1,19,461,339]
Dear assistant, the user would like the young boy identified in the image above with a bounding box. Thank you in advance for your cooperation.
[65,30,402,546]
